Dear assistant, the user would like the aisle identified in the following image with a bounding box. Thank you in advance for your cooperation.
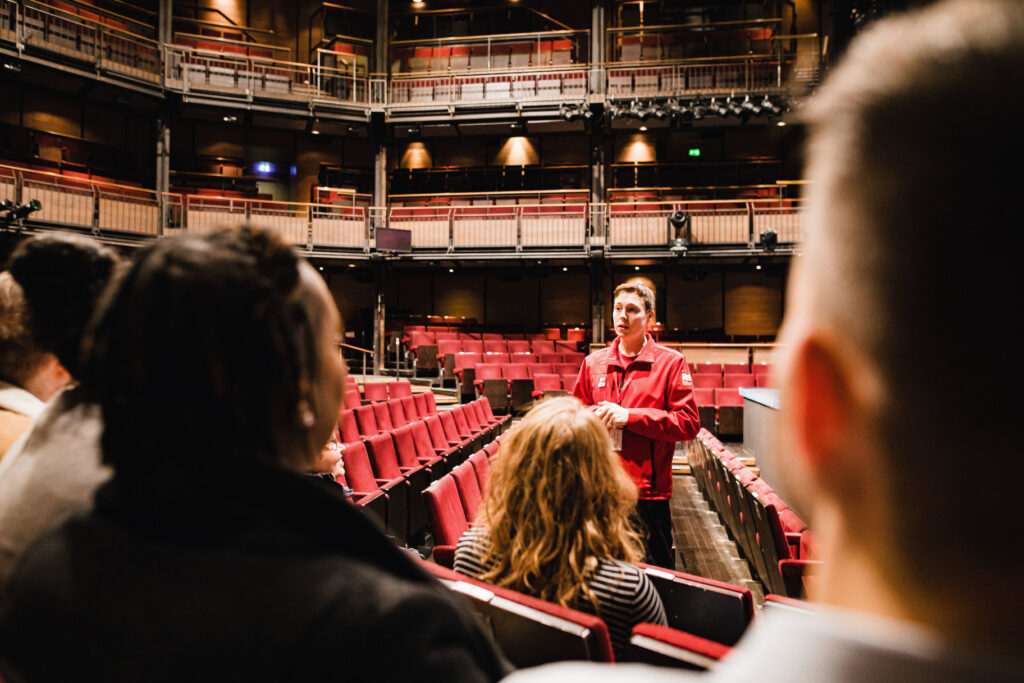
[670,465,765,606]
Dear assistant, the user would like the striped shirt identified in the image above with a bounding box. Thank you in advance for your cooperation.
[454,525,667,659]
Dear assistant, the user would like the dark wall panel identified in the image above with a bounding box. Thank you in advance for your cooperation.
[724,271,783,336]
[665,271,725,332]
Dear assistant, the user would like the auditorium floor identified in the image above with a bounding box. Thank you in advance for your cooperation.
[671,442,766,607]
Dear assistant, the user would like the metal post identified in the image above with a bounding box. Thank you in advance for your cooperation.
[372,262,386,375]
[155,118,170,235]
[158,0,172,46]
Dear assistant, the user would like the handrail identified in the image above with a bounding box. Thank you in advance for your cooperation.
[389,189,582,199]
[172,31,291,54]
[606,18,784,33]
[2,163,155,194]
[29,0,155,34]
[26,0,158,44]
[391,28,588,46]
[390,62,590,79]
[340,342,373,354]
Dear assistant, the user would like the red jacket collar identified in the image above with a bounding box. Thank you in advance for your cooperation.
[607,334,657,369]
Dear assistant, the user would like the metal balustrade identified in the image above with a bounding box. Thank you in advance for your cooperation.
[388,65,590,108]
[21,1,160,84]
[606,59,784,100]
[97,185,159,235]
[0,0,16,43]
[751,200,805,244]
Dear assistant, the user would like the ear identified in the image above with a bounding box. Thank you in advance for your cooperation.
[783,332,871,502]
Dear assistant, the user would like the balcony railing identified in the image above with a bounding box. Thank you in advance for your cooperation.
[21,0,161,84]
[388,65,590,108]
[606,57,785,100]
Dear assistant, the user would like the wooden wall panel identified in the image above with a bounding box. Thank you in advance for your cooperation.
[486,274,539,328]
[22,89,79,138]
[434,273,486,320]
[540,272,589,326]
[724,272,783,336]
[665,271,725,332]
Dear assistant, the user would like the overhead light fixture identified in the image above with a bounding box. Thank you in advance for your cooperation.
[222,114,238,123]
[307,116,321,135]
[634,265,640,271]
[760,228,778,252]
[777,120,787,127]
[639,125,648,131]
[562,266,568,272]
[691,101,706,120]
[448,268,455,273]
[727,97,745,117]
[2,60,21,73]
[709,98,728,117]
[741,95,762,116]
[762,95,782,116]
[509,120,525,133]
[406,125,421,137]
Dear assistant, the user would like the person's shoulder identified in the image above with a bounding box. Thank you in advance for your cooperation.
[651,343,685,362]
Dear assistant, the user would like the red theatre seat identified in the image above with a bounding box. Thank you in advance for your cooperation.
[363,382,389,403]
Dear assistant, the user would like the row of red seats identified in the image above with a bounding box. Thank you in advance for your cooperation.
[409,331,583,352]
[423,438,757,669]
[690,430,816,598]
[464,359,582,414]
[339,396,510,544]
[692,374,773,390]
[453,354,582,377]
[693,362,773,377]
[360,379,413,404]
[693,388,746,438]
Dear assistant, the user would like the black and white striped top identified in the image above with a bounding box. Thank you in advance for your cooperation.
[454,525,667,659]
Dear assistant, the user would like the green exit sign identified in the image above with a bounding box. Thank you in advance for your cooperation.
[688,148,701,157]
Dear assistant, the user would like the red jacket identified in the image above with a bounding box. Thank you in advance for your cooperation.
[573,336,700,500]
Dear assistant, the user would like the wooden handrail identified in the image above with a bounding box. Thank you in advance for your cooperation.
[339,342,373,355]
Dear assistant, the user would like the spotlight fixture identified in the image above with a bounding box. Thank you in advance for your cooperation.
[727,97,744,117]
[509,120,525,133]
[760,228,778,252]
[2,60,20,73]
[762,95,782,116]
[306,116,322,135]
[406,124,421,138]
[709,98,728,117]
[691,101,706,120]
[653,106,668,120]
[639,126,648,131]
[222,114,238,123]
[0,199,41,230]
[741,95,762,116]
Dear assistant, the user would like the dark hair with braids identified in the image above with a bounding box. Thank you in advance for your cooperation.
[7,232,120,378]
[82,226,330,474]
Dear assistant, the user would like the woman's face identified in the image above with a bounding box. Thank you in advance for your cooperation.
[299,264,346,456]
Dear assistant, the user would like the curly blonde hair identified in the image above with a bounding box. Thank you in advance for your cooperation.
[476,396,643,611]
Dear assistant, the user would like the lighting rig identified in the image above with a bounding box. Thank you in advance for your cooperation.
[0,199,41,231]
[608,95,787,124]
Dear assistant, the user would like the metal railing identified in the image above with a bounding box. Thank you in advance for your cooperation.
[605,57,786,100]
[388,64,590,108]
[389,29,588,75]
[2,164,161,236]
[2,163,803,252]
[21,0,161,83]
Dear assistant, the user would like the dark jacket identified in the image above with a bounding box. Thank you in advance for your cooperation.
[573,335,700,500]
[0,458,510,682]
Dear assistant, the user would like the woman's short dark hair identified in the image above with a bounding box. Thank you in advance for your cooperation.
[83,227,325,474]
[7,232,120,379]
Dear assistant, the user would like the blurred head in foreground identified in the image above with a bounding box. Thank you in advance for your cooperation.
[83,226,345,476]
[777,0,1024,650]
[475,396,642,610]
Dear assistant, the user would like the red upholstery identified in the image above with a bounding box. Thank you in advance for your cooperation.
[723,362,750,375]
[344,388,362,410]
[473,364,504,387]
[401,395,422,420]
[367,433,406,481]
[363,382,389,402]
[440,411,472,442]
[387,399,410,428]
[504,364,530,380]
[340,441,379,494]
[451,405,477,438]
[393,424,436,471]
[531,340,556,354]
[423,392,438,415]
[423,476,469,546]
[630,623,731,663]
[724,374,755,389]
[510,353,537,364]
[483,440,500,459]
[338,409,361,445]
[539,353,563,365]
[425,415,458,451]
[693,362,722,375]
[437,339,461,359]
[561,374,577,392]
[468,450,490,493]
[484,340,508,354]
[452,462,483,521]
[554,363,579,376]
[507,340,531,353]
[693,388,715,406]
[562,352,585,365]
[461,340,484,353]
[694,375,724,389]
[752,362,772,378]
[354,405,380,437]
[372,401,395,432]
[410,420,446,465]
[390,381,413,399]
[756,374,776,388]
[532,374,562,397]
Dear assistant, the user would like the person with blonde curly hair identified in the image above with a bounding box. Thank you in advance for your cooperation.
[454,396,666,658]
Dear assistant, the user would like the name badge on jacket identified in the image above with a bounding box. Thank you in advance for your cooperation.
[598,377,606,388]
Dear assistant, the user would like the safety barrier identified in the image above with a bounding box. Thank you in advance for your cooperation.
[21,1,160,84]
[389,66,590,108]
[606,59,783,100]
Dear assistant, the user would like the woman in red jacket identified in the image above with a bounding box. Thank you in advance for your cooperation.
[573,282,700,568]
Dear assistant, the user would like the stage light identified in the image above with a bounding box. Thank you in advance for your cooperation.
[562,267,568,272]
[777,121,786,127]
[2,60,20,73]
[406,125,421,137]
[307,117,322,135]
[741,95,762,116]
[222,114,238,123]
[756,264,762,270]
[709,98,728,117]
[653,106,668,120]
[509,120,525,133]
[691,101,706,120]
[639,126,648,131]
[634,265,640,271]
[762,95,782,116]
[727,98,744,117]
[760,228,778,252]
[448,268,454,273]
[255,161,275,174]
